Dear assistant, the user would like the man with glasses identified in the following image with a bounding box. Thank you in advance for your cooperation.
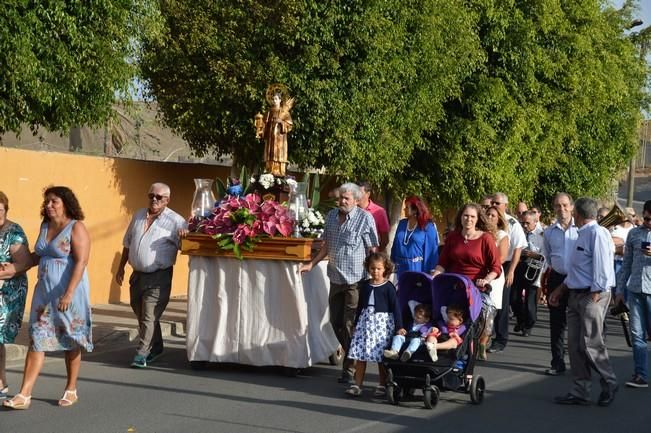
[115,182,188,368]
[488,192,528,353]
[549,197,617,406]
[615,200,651,388]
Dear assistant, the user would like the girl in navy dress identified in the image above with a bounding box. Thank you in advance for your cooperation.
[346,253,402,397]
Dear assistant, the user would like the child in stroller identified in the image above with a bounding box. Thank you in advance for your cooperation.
[384,272,486,408]
[383,302,433,362]
[425,304,465,362]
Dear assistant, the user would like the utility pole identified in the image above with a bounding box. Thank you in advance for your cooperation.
[627,21,650,207]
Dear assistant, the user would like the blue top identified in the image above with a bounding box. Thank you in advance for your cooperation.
[564,221,615,292]
[616,225,651,295]
[390,219,439,279]
[354,280,403,329]
[543,219,579,275]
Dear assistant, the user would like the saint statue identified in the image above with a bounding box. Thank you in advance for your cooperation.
[255,84,294,177]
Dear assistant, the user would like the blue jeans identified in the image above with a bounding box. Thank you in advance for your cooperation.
[629,291,651,380]
[391,335,422,353]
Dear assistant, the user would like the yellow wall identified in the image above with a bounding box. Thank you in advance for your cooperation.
[1,147,230,307]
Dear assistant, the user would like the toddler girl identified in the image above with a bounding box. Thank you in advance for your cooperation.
[384,301,432,362]
[345,252,402,397]
[425,304,465,362]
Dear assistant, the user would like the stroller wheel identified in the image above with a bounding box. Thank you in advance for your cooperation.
[386,384,400,405]
[470,375,486,404]
[423,385,440,409]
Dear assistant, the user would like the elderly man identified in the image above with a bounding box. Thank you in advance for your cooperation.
[512,211,546,336]
[550,197,618,406]
[543,192,578,376]
[358,181,390,252]
[115,182,188,368]
[488,192,528,353]
[300,182,379,384]
[615,200,651,388]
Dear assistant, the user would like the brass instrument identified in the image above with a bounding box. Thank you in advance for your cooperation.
[599,204,629,228]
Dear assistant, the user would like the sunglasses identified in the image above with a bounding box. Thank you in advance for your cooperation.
[147,193,167,201]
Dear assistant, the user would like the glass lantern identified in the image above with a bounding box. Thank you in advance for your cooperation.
[288,182,308,238]
[191,178,216,218]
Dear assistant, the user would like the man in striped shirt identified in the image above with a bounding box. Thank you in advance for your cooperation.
[115,182,188,368]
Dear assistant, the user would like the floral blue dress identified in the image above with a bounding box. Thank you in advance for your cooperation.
[0,222,28,344]
[29,221,93,352]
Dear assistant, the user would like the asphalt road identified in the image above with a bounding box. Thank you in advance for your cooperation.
[1,310,649,433]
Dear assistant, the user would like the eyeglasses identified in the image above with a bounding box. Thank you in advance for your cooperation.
[148,193,167,201]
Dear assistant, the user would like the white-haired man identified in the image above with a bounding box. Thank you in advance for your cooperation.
[116,182,187,368]
[300,182,379,384]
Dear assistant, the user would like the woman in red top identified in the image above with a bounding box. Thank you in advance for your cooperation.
[432,203,501,288]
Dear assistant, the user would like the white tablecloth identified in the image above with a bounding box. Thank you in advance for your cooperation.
[186,257,339,368]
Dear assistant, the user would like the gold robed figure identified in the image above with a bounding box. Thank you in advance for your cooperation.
[255,84,294,177]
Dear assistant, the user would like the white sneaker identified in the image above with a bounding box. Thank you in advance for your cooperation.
[383,349,399,360]
[426,342,438,362]
[400,350,412,362]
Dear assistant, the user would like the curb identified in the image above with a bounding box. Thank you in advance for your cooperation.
[6,319,186,363]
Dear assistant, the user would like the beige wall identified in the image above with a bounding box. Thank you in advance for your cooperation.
[1,147,230,308]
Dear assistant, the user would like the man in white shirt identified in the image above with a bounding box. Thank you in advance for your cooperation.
[488,192,528,353]
[549,197,618,406]
[115,182,188,368]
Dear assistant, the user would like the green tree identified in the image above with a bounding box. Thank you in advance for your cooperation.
[0,1,157,135]
[411,0,648,210]
[139,0,482,185]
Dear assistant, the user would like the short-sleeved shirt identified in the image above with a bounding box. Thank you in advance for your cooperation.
[363,199,390,236]
[324,206,379,284]
[505,214,528,261]
[123,207,188,273]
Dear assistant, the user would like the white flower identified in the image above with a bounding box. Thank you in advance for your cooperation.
[250,176,256,184]
[259,173,275,189]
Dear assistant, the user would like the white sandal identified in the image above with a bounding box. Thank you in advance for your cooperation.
[3,393,31,410]
[345,385,362,397]
[58,389,78,407]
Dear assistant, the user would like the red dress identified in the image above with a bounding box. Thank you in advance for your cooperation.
[438,231,501,281]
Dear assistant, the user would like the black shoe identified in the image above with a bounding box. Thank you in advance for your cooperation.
[522,328,531,337]
[625,375,649,388]
[598,386,618,407]
[544,368,566,376]
[514,324,522,333]
[554,393,589,406]
[487,343,505,353]
[337,373,354,384]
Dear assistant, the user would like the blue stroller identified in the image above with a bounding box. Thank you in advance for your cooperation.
[384,271,486,408]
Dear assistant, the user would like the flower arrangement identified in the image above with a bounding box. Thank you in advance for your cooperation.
[249,172,294,191]
[188,193,294,259]
[300,208,325,238]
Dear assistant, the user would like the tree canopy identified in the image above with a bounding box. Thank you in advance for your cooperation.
[0,1,156,135]
[140,0,648,211]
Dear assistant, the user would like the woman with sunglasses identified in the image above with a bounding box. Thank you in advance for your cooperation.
[4,186,92,410]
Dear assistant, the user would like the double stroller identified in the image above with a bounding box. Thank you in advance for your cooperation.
[383,271,486,408]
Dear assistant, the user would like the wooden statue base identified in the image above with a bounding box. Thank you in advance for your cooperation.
[181,233,314,261]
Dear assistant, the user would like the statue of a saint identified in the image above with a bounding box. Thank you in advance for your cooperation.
[255,84,293,177]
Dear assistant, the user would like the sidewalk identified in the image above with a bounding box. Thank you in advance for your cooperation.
[6,297,188,362]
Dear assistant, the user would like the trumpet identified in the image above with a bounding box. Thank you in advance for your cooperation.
[598,204,629,228]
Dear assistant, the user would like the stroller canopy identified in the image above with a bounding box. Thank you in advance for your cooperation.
[431,273,482,322]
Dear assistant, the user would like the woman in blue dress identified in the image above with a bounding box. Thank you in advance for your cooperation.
[0,191,32,400]
[4,186,92,410]
[390,196,440,282]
